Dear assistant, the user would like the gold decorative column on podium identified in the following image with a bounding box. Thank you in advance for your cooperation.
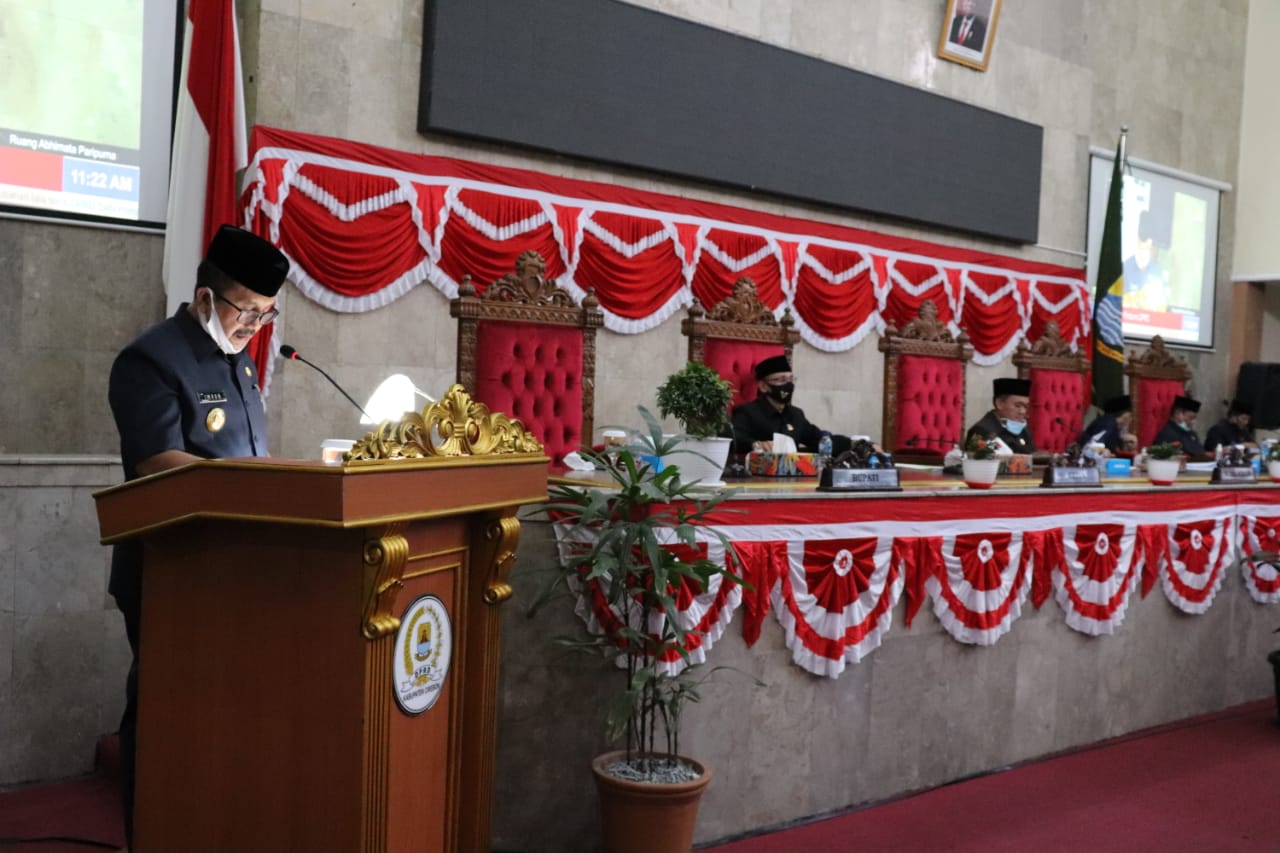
[95,385,548,853]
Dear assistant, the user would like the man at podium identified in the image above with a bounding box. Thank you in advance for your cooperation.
[105,225,289,844]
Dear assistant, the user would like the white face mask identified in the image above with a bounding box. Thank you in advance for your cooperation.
[200,291,245,355]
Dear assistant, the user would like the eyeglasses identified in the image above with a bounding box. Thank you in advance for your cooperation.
[214,292,279,325]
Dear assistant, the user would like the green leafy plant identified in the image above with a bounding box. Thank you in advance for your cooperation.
[531,408,756,781]
[965,433,997,460]
[656,361,734,439]
[1146,441,1183,460]
[1266,443,1280,463]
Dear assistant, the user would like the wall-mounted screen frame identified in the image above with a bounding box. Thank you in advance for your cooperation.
[1085,148,1228,351]
[0,0,182,230]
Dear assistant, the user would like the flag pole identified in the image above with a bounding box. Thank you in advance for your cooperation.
[1090,127,1130,410]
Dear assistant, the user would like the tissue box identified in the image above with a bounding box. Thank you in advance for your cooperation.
[1105,458,1132,477]
[998,454,1033,475]
[747,452,818,477]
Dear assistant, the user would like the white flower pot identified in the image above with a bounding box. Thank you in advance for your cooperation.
[666,437,732,487]
[1268,460,1280,482]
[1147,457,1180,486]
[961,457,1000,489]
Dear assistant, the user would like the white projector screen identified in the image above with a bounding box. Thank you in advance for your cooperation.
[1085,149,1227,351]
[0,0,181,228]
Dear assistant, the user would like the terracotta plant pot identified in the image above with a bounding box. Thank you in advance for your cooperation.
[592,751,712,853]
[1147,457,1180,486]
[961,457,1000,489]
[1269,650,1280,724]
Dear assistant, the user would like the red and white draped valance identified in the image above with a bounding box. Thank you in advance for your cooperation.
[555,489,1280,679]
[1236,504,1280,604]
[238,126,1091,389]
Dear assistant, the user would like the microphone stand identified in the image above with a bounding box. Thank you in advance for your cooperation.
[280,347,372,421]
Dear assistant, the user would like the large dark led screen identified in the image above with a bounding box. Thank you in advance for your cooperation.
[419,0,1042,243]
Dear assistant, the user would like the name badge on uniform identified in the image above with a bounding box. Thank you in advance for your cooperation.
[206,407,226,432]
[198,391,227,405]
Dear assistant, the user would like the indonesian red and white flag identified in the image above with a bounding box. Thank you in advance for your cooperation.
[162,0,247,316]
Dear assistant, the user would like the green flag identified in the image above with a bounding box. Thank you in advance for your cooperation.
[1092,134,1126,406]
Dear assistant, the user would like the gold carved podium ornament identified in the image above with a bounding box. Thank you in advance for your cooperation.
[347,384,544,461]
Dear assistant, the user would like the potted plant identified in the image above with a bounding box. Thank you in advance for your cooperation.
[1145,441,1183,485]
[533,409,752,853]
[961,434,1001,489]
[655,361,735,486]
[1266,444,1280,481]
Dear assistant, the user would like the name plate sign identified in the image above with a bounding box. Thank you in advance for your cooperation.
[1211,465,1257,484]
[1041,466,1102,488]
[819,468,902,492]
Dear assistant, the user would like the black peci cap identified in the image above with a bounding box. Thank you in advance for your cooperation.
[1102,394,1132,415]
[205,225,289,297]
[754,354,792,380]
[993,377,1031,398]
[1172,395,1201,414]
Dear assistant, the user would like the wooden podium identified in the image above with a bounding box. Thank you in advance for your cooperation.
[95,387,549,853]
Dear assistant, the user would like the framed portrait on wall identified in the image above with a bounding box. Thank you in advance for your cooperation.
[937,0,1002,71]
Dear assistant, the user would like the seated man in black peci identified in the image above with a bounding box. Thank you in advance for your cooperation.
[1078,394,1137,454]
[1152,394,1205,455]
[1204,399,1256,453]
[730,355,850,456]
[966,377,1035,454]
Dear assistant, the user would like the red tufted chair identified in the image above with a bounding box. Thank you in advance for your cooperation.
[682,276,800,408]
[1013,322,1090,453]
[879,301,973,458]
[1124,335,1191,449]
[450,251,603,463]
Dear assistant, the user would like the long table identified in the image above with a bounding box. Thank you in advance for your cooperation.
[555,471,1280,678]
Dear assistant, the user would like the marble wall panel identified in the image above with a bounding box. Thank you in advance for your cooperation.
[0,489,13,616]
[253,11,303,130]
[6,610,119,783]
[13,487,108,617]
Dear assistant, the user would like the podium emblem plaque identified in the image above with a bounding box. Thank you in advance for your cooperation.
[394,596,453,715]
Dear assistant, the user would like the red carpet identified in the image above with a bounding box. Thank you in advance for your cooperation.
[703,700,1280,853]
[3,706,1277,852]
[0,737,123,853]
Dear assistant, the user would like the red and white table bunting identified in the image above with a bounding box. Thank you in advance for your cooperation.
[1236,503,1280,604]
[554,491,1280,679]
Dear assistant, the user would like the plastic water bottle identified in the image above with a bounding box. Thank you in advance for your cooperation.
[817,433,833,474]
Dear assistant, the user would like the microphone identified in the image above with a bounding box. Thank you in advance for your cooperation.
[279,344,371,420]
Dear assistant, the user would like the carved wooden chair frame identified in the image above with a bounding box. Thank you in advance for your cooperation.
[1123,334,1191,443]
[877,300,974,454]
[449,251,604,446]
[1012,322,1091,377]
[681,276,800,364]
[1012,322,1091,452]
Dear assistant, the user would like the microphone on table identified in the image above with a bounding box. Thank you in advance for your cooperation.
[278,344,371,421]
